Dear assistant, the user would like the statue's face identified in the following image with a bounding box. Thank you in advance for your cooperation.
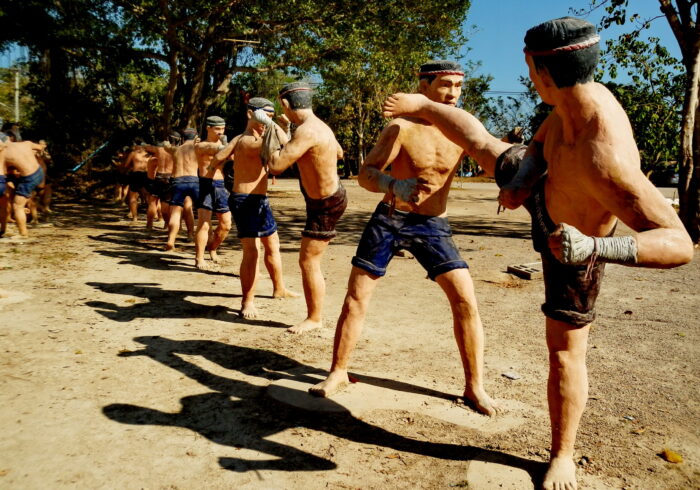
[422,74,463,106]
[526,54,554,105]
[207,125,225,139]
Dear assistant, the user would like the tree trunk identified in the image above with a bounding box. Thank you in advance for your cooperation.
[161,49,179,139]
[158,0,179,138]
[677,45,700,243]
[354,100,365,176]
[182,58,208,129]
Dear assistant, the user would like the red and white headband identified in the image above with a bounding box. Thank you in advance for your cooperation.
[523,35,600,56]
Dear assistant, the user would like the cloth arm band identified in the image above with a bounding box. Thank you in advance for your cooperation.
[375,172,395,194]
[560,223,638,265]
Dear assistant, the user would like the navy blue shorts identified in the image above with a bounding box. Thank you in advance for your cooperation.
[198,178,230,213]
[169,176,199,207]
[230,192,277,238]
[352,202,468,280]
[15,167,44,198]
[0,175,6,197]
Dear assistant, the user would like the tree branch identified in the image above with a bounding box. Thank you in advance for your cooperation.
[659,0,691,60]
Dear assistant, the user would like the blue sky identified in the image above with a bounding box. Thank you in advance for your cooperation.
[462,1,681,93]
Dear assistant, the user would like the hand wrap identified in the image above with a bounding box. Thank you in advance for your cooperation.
[260,123,283,168]
[559,223,638,265]
[376,173,419,203]
[252,109,274,127]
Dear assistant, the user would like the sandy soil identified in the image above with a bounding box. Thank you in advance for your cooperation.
[0,179,698,489]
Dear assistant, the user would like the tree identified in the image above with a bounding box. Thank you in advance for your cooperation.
[582,0,700,242]
[314,2,472,176]
[2,0,478,172]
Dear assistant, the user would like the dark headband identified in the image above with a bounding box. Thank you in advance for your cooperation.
[248,103,275,112]
[417,70,464,77]
[279,86,312,98]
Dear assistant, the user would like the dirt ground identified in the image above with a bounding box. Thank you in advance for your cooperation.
[0,179,698,489]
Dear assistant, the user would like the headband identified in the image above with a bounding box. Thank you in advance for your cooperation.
[524,35,600,56]
[418,70,464,77]
[248,104,275,113]
[279,86,312,97]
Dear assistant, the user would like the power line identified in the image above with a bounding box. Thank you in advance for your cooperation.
[484,90,529,95]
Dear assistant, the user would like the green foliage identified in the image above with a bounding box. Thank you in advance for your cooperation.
[605,80,681,177]
[2,0,475,173]
[480,76,543,142]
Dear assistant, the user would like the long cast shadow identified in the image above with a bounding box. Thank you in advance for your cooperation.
[93,248,236,276]
[85,282,287,328]
[102,336,545,482]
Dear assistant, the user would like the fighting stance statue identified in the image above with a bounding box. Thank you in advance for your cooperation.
[257,82,348,334]
[382,17,693,489]
[308,62,498,417]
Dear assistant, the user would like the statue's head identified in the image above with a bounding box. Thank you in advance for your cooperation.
[418,60,464,106]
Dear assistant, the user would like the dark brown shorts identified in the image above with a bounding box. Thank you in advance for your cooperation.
[496,146,606,327]
[302,182,348,239]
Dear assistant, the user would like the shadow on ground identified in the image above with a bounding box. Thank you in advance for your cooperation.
[85,282,288,328]
[103,336,545,482]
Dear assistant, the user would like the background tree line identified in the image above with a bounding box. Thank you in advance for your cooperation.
[0,0,696,241]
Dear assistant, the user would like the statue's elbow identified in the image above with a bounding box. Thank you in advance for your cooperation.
[358,171,371,190]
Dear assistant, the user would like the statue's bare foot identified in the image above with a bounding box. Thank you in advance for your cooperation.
[240,301,258,319]
[208,249,220,263]
[287,318,322,334]
[273,288,300,299]
[195,259,218,271]
[164,243,175,252]
[382,93,429,118]
[462,388,499,417]
[309,370,350,398]
[543,456,577,490]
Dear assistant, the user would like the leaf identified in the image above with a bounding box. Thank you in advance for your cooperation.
[659,448,683,463]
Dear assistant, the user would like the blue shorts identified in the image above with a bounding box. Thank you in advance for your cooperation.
[0,175,6,197]
[352,202,468,280]
[198,178,230,213]
[169,176,199,207]
[230,192,277,238]
[15,167,44,198]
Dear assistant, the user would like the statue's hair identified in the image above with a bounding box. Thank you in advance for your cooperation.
[182,128,198,141]
[524,17,600,88]
[418,60,464,84]
[247,97,275,111]
[279,82,313,110]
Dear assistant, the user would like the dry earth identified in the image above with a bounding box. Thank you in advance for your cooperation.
[0,179,698,489]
